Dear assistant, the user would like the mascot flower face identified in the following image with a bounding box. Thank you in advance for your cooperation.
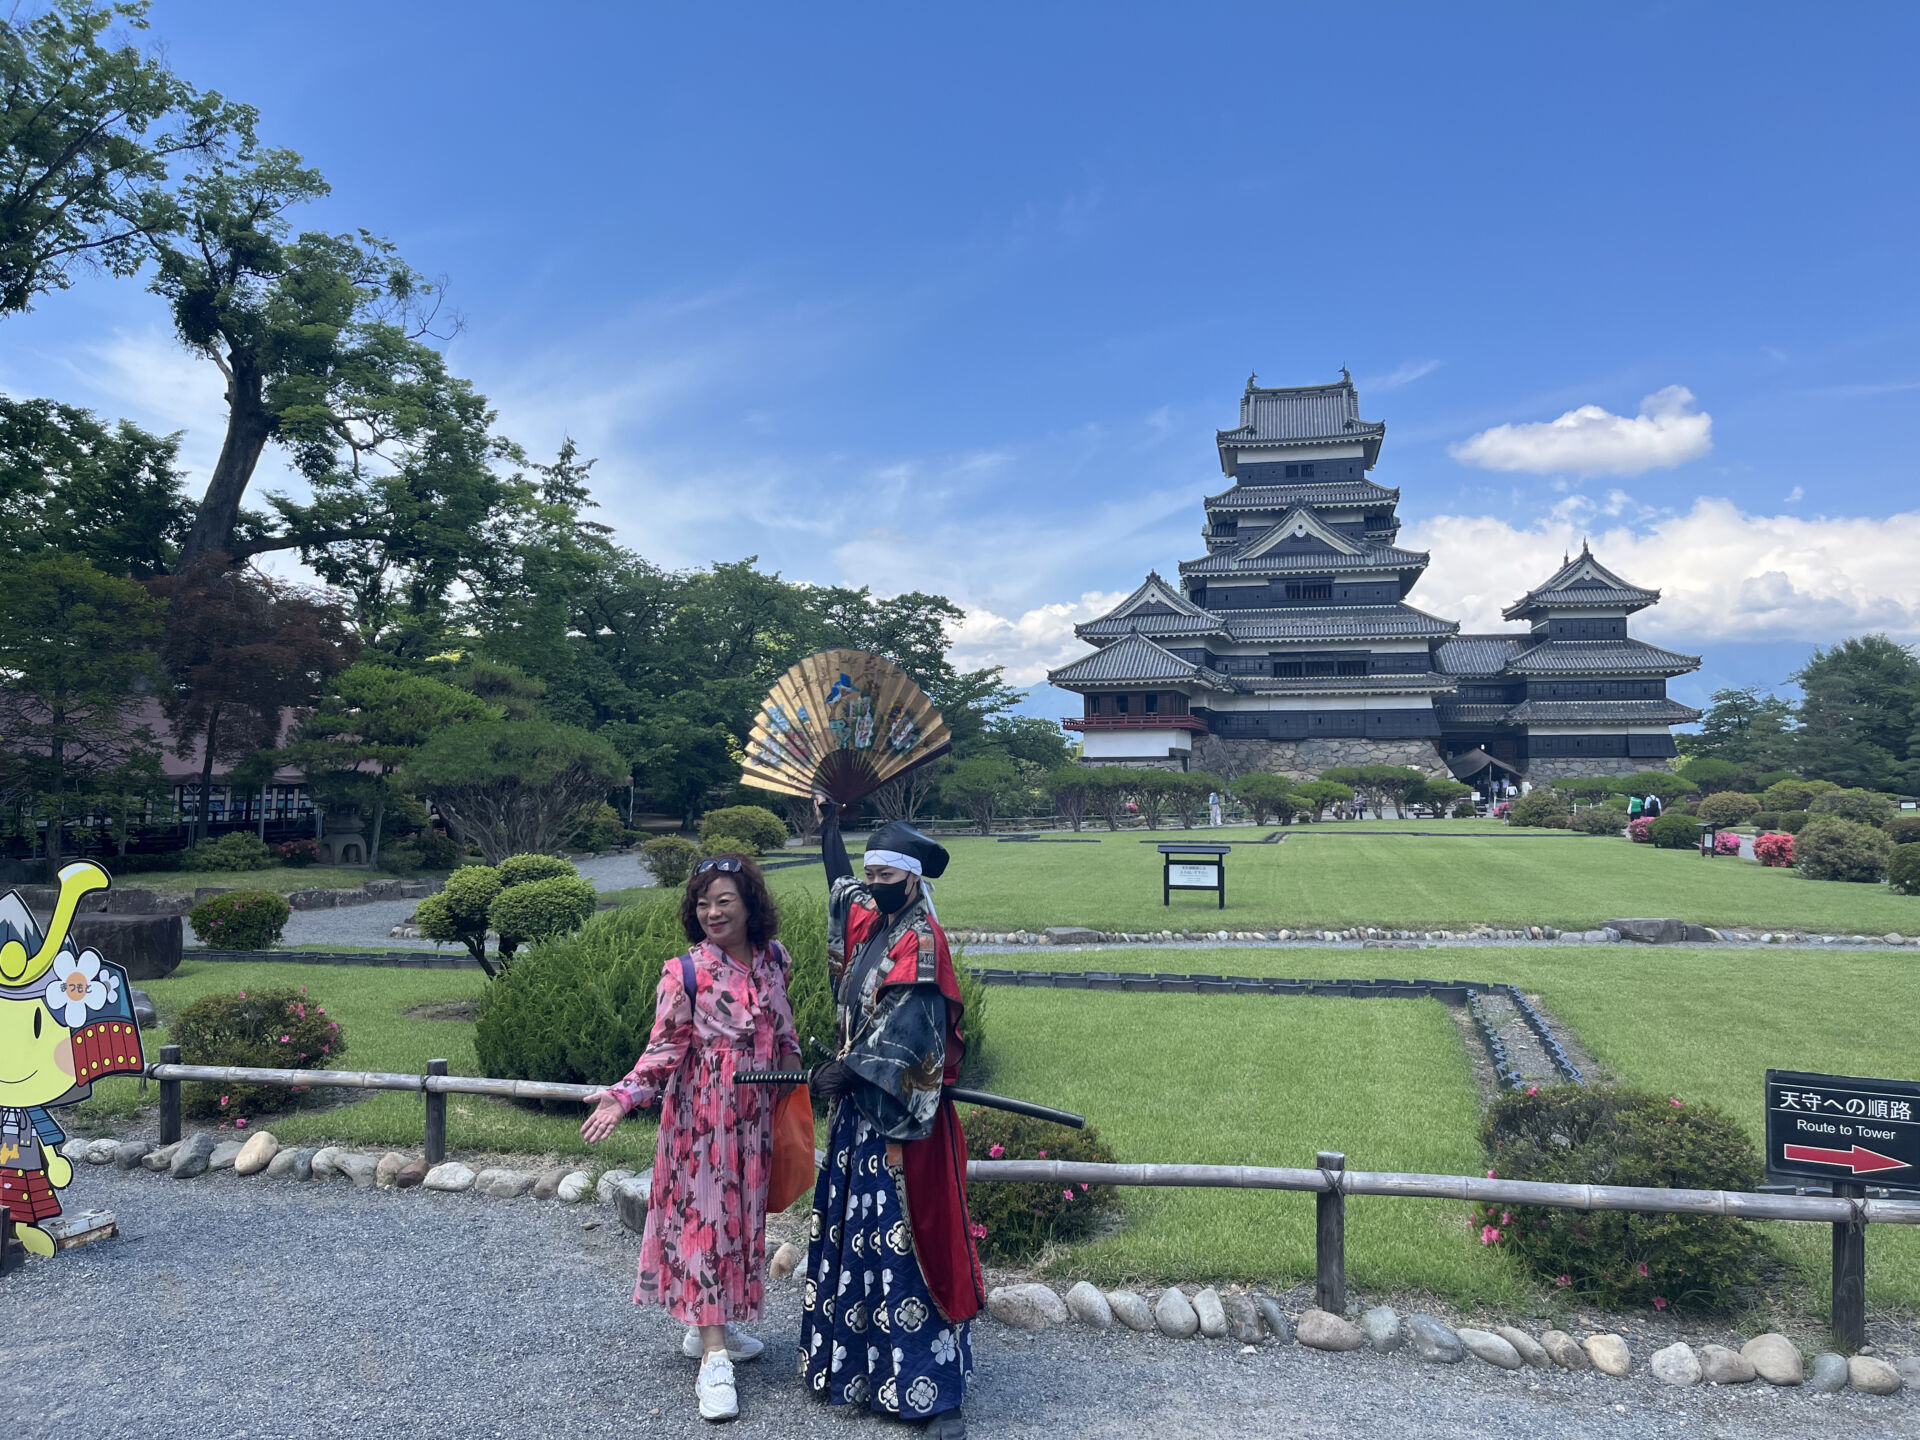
[44,951,114,1028]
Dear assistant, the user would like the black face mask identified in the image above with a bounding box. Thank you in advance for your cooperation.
[869,878,914,915]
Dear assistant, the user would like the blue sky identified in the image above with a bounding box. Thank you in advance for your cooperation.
[7,3,1920,722]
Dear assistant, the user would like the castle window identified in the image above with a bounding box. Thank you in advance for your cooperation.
[1115,694,1129,714]
[1284,464,1298,478]
[1299,463,1314,478]
[1274,661,1303,677]
[1336,659,1368,677]
[1145,693,1159,714]
[1285,582,1333,601]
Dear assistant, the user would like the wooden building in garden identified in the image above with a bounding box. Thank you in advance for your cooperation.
[1049,374,1701,781]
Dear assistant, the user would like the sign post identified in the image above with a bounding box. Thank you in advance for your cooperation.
[1159,843,1229,909]
[1765,1068,1920,1350]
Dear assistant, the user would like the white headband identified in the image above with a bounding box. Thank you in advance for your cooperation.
[863,849,923,876]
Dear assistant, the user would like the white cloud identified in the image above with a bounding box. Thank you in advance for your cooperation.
[1448,385,1712,477]
[1786,485,1804,503]
[948,591,1129,688]
[1404,498,1920,642]
[1360,358,1441,392]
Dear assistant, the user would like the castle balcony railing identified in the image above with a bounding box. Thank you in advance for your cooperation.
[1062,715,1208,733]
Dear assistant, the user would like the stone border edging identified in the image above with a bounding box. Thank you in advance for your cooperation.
[952,924,1920,949]
[964,1281,1913,1398]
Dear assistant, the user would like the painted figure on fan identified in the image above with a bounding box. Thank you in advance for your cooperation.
[0,862,147,1256]
[801,806,983,1440]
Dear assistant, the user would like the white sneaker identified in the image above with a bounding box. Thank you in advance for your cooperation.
[696,1351,738,1422]
[681,1323,765,1361]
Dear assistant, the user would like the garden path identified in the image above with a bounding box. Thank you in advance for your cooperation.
[8,1167,1898,1440]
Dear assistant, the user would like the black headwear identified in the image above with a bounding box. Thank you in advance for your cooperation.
[862,820,950,879]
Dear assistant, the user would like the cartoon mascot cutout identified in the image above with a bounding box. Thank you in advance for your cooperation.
[0,861,145,1257]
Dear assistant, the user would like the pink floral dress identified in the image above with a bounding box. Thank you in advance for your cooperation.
[608,938,801,1325]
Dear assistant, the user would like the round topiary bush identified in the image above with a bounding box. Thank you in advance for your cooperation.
[1795,817,1893,883]
[1647,813,1698,850]
[1569,807,1623,835]
[1628,817,1653,844]
[1754,831,1794,868]
[1508,789,1573,829]
[171,986,346,1117]
[1809,788,1896,827]
[184,832,276,872]
[495,852,577,887]
[1695,791,1759,826]
[413,864,504,964]
[1761,778,1829,812]
[1479,1084,1763,1311]
[698,805,789,855]
[188,889,292,949]
[700,831,760,860]
[1884,814,1920,846]
[474,891,839,1093]
[488,873,597,958]
[1890,844,1920,897]
[641,835,698,886]
[962,1111,1120,1263]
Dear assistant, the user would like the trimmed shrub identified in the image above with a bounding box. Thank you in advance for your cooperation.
[1809,788,1896,827]
[962,1111,1120,1263]
[700,831,760,860]
[1569,807,1623,835]
[1647,814,1698,850]
[1795,817,1892,883]
[1761,778,1830,812]
[1450,800,1478,819]
[1754,831,1795,868]
[1712,831,1742,856]
[489,874,598,959]
[1754,809,1809,835]
[1627,817,1653,844]
[380,829,461,873]
[1508,788,1573,829]
[495,852,577,887]
[641,835,699,886]
[1884,814,1920,846]
[172,987,346,1118]
[184,832,275,872]
[698,805,789,855]
[275,839,318,868]
[1695,791,1759,826]
[568,801,630,853]
[1890,845,1920,897]
[1479,1085,1763,1311]
[474,891,840,1094]
[413,864,504,964]
[188,889,291,949]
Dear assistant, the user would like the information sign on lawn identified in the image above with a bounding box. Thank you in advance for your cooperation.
[1159,843,1229,909]
[1765,1069,1920,1185]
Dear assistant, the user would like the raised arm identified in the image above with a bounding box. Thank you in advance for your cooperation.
[820,801,853,884]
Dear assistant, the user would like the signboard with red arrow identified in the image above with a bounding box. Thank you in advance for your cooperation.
[1766,1069,1920,1188]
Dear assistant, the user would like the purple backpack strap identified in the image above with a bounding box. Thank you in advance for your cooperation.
[678,951,698,1003]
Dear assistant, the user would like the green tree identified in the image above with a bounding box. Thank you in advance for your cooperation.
[0,396,190,575]
[1290,779,1352,821]
[1081,767,1137,831]
[1793,636,1920,791]
[942,753,1020,834]
[1042,766,1091,831]
[1677,686,1796,772]
[1675,756,1743,795]
[403,719,625,863]
[289,662,499,866]
[0,552,163,874]
[0,0,252,315]
[1234,772,1299,826]
[976,713,1073,770]
[1165,771,1222,829]
[1620,770,1694,801]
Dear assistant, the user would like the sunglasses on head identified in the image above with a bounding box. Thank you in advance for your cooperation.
[695,856,744,875]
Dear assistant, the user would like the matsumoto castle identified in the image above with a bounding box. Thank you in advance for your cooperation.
[1048,373,1703,784]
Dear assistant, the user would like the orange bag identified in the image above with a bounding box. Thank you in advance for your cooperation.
[767,1082,816,1212]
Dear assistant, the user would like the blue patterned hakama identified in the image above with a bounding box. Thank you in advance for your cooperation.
[799,1106,972,1419]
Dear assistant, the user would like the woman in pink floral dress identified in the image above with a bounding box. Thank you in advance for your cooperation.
[582,854,801,1423]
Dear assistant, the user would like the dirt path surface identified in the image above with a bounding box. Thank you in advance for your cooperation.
[10,1169,1915,1440]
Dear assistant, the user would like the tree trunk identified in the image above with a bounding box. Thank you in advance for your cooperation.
[44,722,65,881]
[368,791,387,868]
[181,362,272,562]
[257,786,268,840]
[196,707,221,846]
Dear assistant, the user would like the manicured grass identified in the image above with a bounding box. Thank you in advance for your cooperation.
[759,823,1920,933]
[136,866,387,894]
[73,960,658,1169]
[973,986,1527,1306]
[1026,943,1920,1313]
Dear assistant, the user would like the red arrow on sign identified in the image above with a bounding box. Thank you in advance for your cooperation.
[1783,1143,1909,1175]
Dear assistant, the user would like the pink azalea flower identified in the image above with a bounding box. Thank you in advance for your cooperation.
[1500,1211,1510,1225]
[1063,1189,1074,1201]
[1480,1224,1501,1245]
[1486,1169,1497,1179]
[1554,1275,1571,1287]
[1670,1097,1683,1107]
[1525,1085,1538,1096]
[968,1222,986,1239]
[989,1144,1005,1158]
[1038,1149,1047,1158]
[235,1118,247,1128]
[237,991,245,999]
[1653,1296,1668,1310]
[1637,1261,1650,1277]
[219,1095,229,1107]
[1079,1183,1089,1191]
[280,1034,291,1043]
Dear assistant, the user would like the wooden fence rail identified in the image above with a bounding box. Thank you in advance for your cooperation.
[145,1053,1900,1347]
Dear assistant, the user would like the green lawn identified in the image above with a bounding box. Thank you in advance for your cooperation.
[757,824,1920,933]
[73,960,659,1170]
[1021,943,1920,1314]
[136,866,385,894]
[973,987,1526,1307]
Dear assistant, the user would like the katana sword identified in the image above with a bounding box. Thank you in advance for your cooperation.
[734,1069,1085,1130]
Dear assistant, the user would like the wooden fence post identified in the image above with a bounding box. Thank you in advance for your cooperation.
[1833,1180,1867,1351]
[158,1044,182,1145]
[425,1059,448,1165]
[1316,1150,1346,1314]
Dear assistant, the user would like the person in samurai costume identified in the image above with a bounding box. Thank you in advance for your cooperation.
[799,806,983,1439]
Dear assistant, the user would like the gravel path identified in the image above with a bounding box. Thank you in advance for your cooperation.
[11,1169,1914,1440]
[267,853,657,952]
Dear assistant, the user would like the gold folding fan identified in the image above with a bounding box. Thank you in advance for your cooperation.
[741,649,951,805]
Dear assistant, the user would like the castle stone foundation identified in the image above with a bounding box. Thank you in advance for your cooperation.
[1189,735,1448,783]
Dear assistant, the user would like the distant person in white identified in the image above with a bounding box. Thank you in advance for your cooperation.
[1208,790,1222,827]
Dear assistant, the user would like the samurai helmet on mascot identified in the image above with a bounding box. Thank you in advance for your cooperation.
[0,862,145,1257]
